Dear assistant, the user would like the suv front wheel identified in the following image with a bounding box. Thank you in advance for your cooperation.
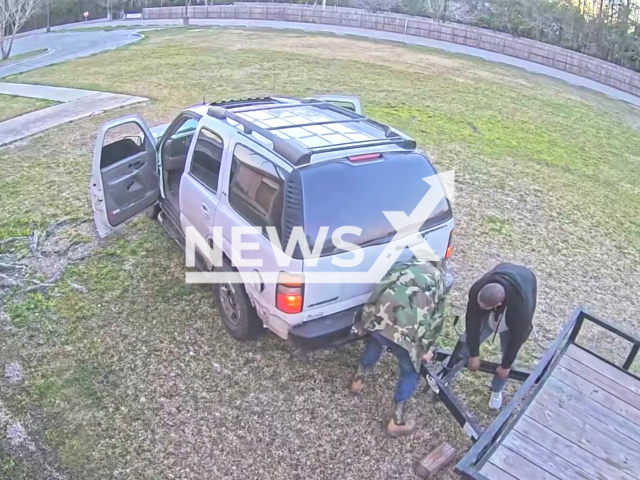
[213,264,263,340]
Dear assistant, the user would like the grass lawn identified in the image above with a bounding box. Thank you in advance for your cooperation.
[0,93,57,122]
[1,27,640,479]
[0,48,48,65]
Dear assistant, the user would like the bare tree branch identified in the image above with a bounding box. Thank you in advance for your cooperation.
[0,0,45,60]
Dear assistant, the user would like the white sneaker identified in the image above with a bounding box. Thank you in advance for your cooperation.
[489,391,503,410]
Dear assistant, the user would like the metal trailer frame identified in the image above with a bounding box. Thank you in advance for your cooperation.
[452,306,640,480]
[420,316,533,441]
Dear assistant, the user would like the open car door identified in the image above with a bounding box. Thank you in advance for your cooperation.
[91,115,159,238]
[312,95,362,114]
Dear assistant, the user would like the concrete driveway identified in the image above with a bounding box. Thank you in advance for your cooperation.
[0,29,142,78]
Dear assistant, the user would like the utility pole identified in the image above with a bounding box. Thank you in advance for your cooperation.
[46,0,50,33]
[184,0,189,25]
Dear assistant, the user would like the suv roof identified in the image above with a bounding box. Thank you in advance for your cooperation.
[202,97,417,167]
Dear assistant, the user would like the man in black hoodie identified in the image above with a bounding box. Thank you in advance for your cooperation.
[462,263,537,410]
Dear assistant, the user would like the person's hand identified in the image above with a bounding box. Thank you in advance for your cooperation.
[468,356,481,372]
[421,349,435,364]
[496,365,511,381]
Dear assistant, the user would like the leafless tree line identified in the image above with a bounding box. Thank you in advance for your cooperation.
[357,0,640,72]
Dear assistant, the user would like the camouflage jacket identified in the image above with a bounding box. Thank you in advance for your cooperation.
[361,259,448,370]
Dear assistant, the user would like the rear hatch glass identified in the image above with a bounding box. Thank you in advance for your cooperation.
[298,152,451,256]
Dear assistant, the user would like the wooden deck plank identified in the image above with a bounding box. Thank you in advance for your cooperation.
[489,446,561,480]
[559,355,640,408]
[566,345,640,396]
[554,366,640,428]
[541,377,640,444]
[502,430,596,480]
[480,462,519,480]
[525,395,640,478]
[514,416,636,480]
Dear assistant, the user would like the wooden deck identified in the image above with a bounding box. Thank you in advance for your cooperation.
[480,344,640,480]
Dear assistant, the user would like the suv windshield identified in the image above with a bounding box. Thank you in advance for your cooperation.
[299,152,451,254]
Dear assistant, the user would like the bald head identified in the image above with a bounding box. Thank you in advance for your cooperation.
[478,283,505,310]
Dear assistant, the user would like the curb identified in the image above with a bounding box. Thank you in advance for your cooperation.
[0,48,53,69]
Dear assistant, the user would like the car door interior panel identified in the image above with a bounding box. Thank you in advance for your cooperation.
[100,134,158,227]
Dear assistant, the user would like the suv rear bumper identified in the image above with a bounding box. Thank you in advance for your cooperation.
[288,305,362,350]
[287,266,455,351]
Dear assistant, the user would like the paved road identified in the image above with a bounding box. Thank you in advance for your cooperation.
[0,29,142,78]
[3,18,640,107]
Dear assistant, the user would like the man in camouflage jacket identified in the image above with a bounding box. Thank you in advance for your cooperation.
[350,258,449,437]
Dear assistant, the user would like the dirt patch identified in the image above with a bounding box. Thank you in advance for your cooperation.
[0,398,68,480]
[0,218,98,303]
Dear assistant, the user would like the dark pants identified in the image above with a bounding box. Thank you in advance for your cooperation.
[459,322,511,393]
[359,332,420,403]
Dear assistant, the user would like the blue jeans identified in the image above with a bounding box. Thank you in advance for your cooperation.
[360,332,420,403]
[459,322,511,393]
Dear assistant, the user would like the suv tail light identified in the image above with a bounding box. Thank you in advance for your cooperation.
[276,272,304,314]
[445,230,454,260]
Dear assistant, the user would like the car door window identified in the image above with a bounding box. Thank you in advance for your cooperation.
[189,128,224,192]
[101,123,148,169]
[228,143,286,235]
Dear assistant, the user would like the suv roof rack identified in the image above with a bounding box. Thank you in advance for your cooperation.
[206,98,416,166]
[207,96,281,109]
[208,106,312,166]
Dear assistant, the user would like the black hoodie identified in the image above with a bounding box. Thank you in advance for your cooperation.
[465,263,537,368]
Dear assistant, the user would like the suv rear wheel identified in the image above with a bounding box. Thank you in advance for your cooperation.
[213,264,263,340]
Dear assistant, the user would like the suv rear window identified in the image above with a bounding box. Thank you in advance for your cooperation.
[297,152,451,254]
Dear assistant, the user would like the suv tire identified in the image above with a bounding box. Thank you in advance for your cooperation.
[147,203,161,220]
[213,264,263,340]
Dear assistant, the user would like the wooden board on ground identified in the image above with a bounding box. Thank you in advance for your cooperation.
[415,443,457,479]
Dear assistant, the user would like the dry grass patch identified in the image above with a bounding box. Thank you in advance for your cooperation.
[0,94,57,123]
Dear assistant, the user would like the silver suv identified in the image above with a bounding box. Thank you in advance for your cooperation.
[90,96,455,349]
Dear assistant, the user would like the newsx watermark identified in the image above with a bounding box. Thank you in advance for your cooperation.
[185,171,454,285]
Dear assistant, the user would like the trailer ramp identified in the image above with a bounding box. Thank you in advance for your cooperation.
[457,308,640,480]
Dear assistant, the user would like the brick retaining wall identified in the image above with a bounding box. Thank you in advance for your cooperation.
[143,4,640,98]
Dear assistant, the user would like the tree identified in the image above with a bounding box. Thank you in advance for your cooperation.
[359,0,401,12]
[0,0,44,59]
[423,0,448,20]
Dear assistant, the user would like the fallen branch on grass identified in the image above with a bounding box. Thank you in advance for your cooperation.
[67,281,88,295]
[0,236,29,246]
[20,283,55,294]
[0,273,20,287]
[15,273,62,295]
[55,241,81,256]
[39,219,69,246]
[29,230,40,255]
[68,252,100,263]
[2,219,96,298]
[0,263,25,272]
